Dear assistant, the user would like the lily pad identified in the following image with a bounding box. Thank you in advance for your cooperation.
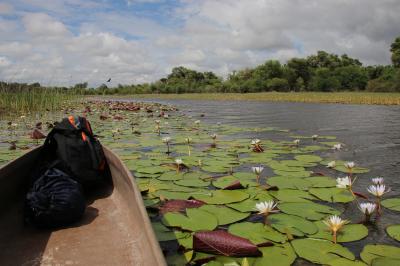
[227,197,273,213]
[174,178,210,187]
[291,238,355,264]
[386,225,400,241]
[267,176,311,190]
[158,171,184,181]
[162,208,218,231]
[360,244,400,265]
[268,213,318,237]
[254,243,296,266]
[152,222,190,241]
[194,190,249,204]
[294,154,323,163]
[278,202,341,220]
[381,198,400,211]
[269,189,316,202]
[228,222,287,244]
[311,221,368,242]
[199,205,250,225]
[309,187,354,203]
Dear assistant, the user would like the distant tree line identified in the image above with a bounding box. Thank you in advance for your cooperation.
[2,37,400,94]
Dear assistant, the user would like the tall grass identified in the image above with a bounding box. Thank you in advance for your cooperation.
[128,92,400,105]
[0,88,77,116]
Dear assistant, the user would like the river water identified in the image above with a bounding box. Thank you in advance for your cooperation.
[128,98,400,260]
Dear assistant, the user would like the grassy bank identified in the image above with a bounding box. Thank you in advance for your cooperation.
[0,89,77,116]
[126,92,400,105]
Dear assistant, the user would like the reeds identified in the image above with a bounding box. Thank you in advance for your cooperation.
[129,92,400,105]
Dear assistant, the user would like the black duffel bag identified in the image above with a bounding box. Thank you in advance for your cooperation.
[25,168,86,228]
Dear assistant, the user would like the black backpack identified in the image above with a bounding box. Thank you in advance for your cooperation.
[41,116,106,189]
[25,168,86,227]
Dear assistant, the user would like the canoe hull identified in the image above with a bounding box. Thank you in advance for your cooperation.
[0,146,166,266]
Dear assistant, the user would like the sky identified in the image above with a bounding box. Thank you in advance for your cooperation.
[0,0,399,87]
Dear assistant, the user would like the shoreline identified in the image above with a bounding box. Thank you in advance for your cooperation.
[99,92,400,106]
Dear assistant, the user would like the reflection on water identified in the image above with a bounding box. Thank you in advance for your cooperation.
[131,98,400,256]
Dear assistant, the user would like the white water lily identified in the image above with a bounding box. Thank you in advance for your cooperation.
[255,201,278,215]
[194,120,201,125]
[175,158,183,165]
[323,215,349,243]
[312,134,319,140]
[162,137,171,143]
[336,176,353,189]
[251,139,261,145]
[155,120,161,124]
[333,143,343,150]
[372,177,384,185]
[344,161,355,170]
[367,184,390,197]
[327,161,336,168]
[359,202,377,215]
[185,137,192,144]
[252,166,264,175]
[217,122,222,126]
[210,133,217,139]
[293,139,300,145]
[163,114,169,118]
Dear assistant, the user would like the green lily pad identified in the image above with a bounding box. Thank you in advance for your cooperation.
[381,198,400,211]
[278,202,341,220]
[294,154,322,163]
[152,222,190,241]
[268,213,318,237]
[158,171,184,181]
[309,187,354,203]
[254,243,296,266]
[291,238,355,264]
[227,197,273,213]
[199,205,250,225]
[311,221,368,242]
[174,178,210,187]
[386,225,400,241]
[305,176,337,188]
[329,258,367,266]
[162,208,218,231]
[360,244,400,265]
[267,176,311,190]
[194,190,249,204]
[371,258,400,266]
[228,222,287,244]
[269,189,316,202]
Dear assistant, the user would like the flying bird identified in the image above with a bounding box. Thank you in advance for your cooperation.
[107,78,111,82]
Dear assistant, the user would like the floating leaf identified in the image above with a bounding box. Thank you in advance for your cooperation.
[305,176,337,188]
[269,189,316,202]
[291,238,355,264]
[267,176,311,190]
[152,222,190,241]
[360,244,400,265]
[279,202,341,220]
[158,171,184,181]
[162,208,218,231]
[174,178,210,187]
[386,225,400,241]
[228,222,286,244]
[294,154,322,163]
[227,197,272,213]
[381,198,400,211]
[199,205,250,225]
[309,187,354,203]
[311,221,368,242]
[194,190,249,204]
[159,199,205,214]
[268,213,318,237]
[328,258,367,266]
[193,230,262,257]
[254,243,296,266]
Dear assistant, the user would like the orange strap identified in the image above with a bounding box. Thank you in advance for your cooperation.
[68,116,77,128]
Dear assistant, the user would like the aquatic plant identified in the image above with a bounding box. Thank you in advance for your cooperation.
[210,133,217,147]
[250,138,264,152]
[155,120,161,135]
[255,200,278,224]
[336,176,356,197]
[252,166,264,185]
[175,158,183,173]
[323,215,349,243]
[367,184,390,215]
[185,137,192,156]
[358,202,377,222]
[333,143,343,150]
[327,161,336,168]
[162,136,171,154]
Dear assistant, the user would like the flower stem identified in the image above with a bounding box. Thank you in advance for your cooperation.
[333,231,337,244]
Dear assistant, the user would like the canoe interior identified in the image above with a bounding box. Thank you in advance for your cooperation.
[0,146,166,266]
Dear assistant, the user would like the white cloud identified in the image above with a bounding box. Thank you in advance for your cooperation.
[0,0,399,86]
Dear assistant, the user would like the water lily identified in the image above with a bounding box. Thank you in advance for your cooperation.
[198,159,202,167]
[372,177,384,185]
[336,176,356,197]
[155,120,161,124]
[327,161,336,168]
[194,120,201,125]
[162,137,171,154]
[252,166,264,184]
[175,158,183,173]
[293,139,300,146]
[367,184,390,215]
[333,143,343,150]
[358,202,377,222]
[185,137,192,155]
[155,120,161,135]
[255,200,278,224]
[312,134,319,140]
[323,215,349,243]
[250,139,264,152]
[210,133,217,146]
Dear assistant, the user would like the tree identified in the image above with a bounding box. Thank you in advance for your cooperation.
[390,37,400,67]
[309,68,340,91]
[287,58,311,88]
[334,66,368,90]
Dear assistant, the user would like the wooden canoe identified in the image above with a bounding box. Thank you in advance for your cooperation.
[0,146,166,266]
